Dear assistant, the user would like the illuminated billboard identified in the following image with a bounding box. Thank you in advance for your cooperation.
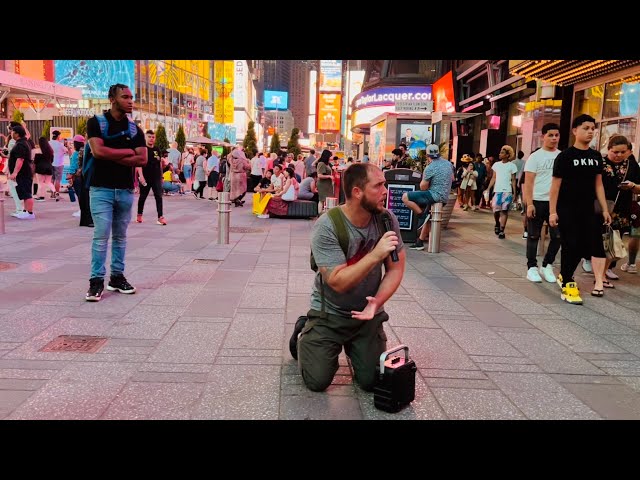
[319,60,342,93]
[214,61,234,124]
[264,90,288,110]
[318,93,342,132]
[15,60,54,81]
[150,60,212,101]
[433,71,456,113]
[55,60,135,99]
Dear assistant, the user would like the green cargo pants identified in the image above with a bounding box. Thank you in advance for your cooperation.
[298,309,389,392]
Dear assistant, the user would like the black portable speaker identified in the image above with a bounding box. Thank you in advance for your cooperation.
[373,344,417,413]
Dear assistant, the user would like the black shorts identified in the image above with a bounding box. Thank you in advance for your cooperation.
[207,171,219,188]
[15,176,33,200]
[559,210,606,259]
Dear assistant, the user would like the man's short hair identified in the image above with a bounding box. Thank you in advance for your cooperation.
[343,163,377,199]
[12,125,26,137]
[108,83,129,99]
[310,149,315,155]
[572,114,596,129]
[392,148,403,156]
[542,122,560,134]
[52,130,61,138]
[146,129,155,135]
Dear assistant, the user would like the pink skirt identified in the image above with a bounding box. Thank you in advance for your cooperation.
[266,196,290,216]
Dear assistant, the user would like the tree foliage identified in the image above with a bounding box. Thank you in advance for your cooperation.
[222,138,232,158]
[243,121,258,156]
[176,125,186,152]
[42,120,51,139]
[76,118,87,138]
[287,127,301,159]
[269,132,281,154]
[12,110,24,123]
[155,124,169,153]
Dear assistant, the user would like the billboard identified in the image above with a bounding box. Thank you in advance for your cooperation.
[234,60,248,108]
[319,60,342,92]
[15,60,54,82]
[264,90,288,110]
[214,61,234,124]
[150,60,212,101]
[55,60,135,99]
[433,71,456,113]
[318,93,342,132]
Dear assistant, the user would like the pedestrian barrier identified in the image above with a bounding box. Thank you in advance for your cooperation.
[427,202,443,253]
[217,192,231,244]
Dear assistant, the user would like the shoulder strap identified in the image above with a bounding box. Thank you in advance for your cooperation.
[128,120,138,138]
[96,114,108,137]
[327,207,349,259]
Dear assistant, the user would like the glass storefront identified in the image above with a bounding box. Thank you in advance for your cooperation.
[573,69,640,156]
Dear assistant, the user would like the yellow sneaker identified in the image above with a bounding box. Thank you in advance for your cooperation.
[561,282,583,305]
[556,273,563,288]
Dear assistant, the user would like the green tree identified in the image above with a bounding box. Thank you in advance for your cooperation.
[76,118,87,138]
[155,124,169,153]
[42,120,51,139]
[242,121,258,156]
[222,138,232,158]
[176,125,186,152]
[12,110,24,123]
[287,127,301,159]
[269,132,281,154]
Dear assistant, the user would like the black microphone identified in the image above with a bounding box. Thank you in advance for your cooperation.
[382,212,399,262]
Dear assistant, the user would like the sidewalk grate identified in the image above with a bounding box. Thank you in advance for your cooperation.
[229,227,265,233]
[39,335,108,353]
[0,262,19,271]
[192,259,221,264]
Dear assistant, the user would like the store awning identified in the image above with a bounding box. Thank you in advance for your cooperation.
[0,69,82,112]
[509,60,640,86]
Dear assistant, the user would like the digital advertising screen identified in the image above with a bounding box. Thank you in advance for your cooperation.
[397,121,432,146]
[319,60,342,93]
[433,71,456,113]
[55,60,135,99]
[317,93,342,132]
[264,90,288,110]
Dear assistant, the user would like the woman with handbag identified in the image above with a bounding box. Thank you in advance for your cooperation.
[460,161,478,211]
[599,135,640,282]
[262,167,298,217]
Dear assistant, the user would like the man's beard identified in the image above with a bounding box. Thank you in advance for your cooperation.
[361,194,383,214]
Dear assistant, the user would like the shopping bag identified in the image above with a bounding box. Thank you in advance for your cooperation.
[603,226,627,261]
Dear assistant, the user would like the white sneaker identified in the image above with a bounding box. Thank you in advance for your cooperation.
[522,231,528,239]
[582,259,593,273]
[539,264,556,283]
[72,210,81,217]
[16,211,35,220]
[10,211,21,217]
[527,267,542,283]
[621,263,638,274]
[257,214,269,219]
[605,268,619,280]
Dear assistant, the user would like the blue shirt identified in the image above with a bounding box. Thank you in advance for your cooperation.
[423,157,453,203]
[69,151,80,173]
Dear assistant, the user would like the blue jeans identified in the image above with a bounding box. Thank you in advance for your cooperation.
[89,187,134,279]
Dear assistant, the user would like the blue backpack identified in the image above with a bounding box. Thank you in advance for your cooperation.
[82,114,138,188]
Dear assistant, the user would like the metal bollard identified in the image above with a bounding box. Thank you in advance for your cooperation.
[217,192,231,244]
[427,203,443,253]
[325,197,338,211]
[0,197,5,235]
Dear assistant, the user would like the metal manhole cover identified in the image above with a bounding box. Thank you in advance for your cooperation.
[0,262,19,271]
[229,227,265,233]
[39,335,108,353]
[193,259,222,264]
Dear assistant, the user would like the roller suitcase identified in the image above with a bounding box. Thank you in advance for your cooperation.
[373,345,417,413]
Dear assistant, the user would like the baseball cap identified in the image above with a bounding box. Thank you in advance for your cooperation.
[73,134,85,143]
[12,125,26,137]
[426,144,440,158]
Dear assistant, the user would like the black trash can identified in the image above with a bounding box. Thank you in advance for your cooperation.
[384,168,423,244]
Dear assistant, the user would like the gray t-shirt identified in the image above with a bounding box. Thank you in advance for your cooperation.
[298,177,315,199]
[423,157,453,203]
[167,148,181,170]
[195,155,207,181]
[310,208,404,317]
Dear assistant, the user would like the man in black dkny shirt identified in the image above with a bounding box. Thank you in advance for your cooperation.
[85,84,147,302]
[549,114,611,305]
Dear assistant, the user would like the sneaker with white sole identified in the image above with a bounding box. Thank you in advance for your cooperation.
[106,274,136,294]
[621,263,638,274]
[561,282,583,305]
[522,231,528,239]
[540,264,556,283]
[16,211,35,219]
[10,211,21,217]
[527,267,542,282]
[409,239,425,251]
[556,273,563,288]
[605,268,619,280]
[582,259,593,273]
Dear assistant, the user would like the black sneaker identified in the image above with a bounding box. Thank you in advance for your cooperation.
[289,316,308,360]
[494,225,500,235]
[86,277,104,302]
[417,212,431,231]
[107,274,136,294]
[498,231,506,239]
[409,239,425,250]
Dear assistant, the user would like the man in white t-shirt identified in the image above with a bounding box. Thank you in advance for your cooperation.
[488,145,518,239]
[50,130,67,200]
[523,123,561,283]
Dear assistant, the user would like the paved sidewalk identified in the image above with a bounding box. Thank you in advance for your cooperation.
[1,194,640,420]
